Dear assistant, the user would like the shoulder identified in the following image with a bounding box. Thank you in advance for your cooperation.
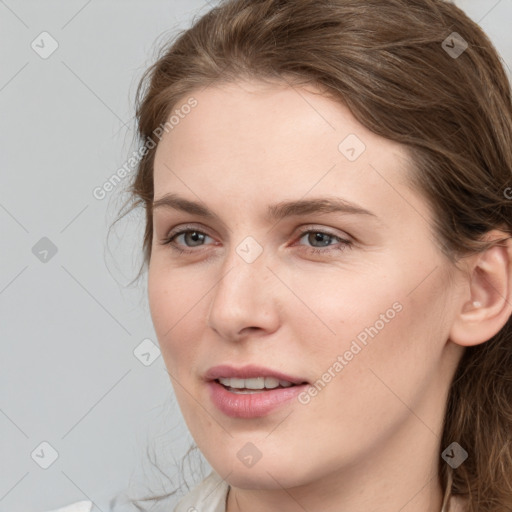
[44,501,93,512]
[173,470,230,512]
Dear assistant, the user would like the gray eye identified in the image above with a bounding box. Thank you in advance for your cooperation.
[301,231,335,247]
[180,231,208,247]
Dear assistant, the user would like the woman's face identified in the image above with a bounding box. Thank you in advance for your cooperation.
[148,80,464,498]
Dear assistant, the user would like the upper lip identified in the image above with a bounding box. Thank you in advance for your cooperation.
[204,364,308,385]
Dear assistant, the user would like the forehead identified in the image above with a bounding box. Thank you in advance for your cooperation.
[152,79,416,220]
[156,79,387,159]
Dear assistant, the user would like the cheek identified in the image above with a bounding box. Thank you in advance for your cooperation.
[147,266,215,443]
[147,265,207,370]
[291,260,445,385]
[313,271,451,424]
[284,266,407,354]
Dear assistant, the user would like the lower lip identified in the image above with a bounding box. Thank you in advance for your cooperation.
[207,380,309,418]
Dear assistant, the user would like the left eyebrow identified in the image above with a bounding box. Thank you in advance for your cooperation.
[151,193,377,222]
[265,197,377,222]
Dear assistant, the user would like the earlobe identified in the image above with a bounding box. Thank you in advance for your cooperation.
[449,233,512,347]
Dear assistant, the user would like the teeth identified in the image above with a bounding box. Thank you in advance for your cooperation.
[218,377,295,390]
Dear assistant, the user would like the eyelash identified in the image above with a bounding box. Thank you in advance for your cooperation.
[159,225,353,256]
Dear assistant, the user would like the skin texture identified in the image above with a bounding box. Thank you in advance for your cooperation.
[147,80,511,512]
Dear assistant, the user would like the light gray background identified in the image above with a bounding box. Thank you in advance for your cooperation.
[1,1,511,511]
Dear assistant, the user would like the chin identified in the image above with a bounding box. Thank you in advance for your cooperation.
[209,455,314,490]
[225,469,298,490]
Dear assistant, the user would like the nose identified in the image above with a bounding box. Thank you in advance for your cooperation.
[206,246,280,342]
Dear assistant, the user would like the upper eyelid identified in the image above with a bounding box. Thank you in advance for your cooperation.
[166,224,215,239]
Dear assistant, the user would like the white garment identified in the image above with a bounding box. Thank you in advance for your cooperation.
[43,472,228,512]
[173,470,229,512]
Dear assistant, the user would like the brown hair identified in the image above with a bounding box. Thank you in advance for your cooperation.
[118,0,512,510]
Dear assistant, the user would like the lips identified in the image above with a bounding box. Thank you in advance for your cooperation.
[204,364,308,385]
[207,380,309,418]
[203,365,309,420]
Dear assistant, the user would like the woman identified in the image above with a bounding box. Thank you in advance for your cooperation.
[48,0,512,511]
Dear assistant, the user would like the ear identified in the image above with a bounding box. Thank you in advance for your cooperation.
[449,231,512,347]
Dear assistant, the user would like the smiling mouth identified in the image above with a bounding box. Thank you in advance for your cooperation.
[216,376,307,393]
[208,374,310,418]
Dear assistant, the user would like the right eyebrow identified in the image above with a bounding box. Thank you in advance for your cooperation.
[152,194,217,219]
[152,193,377,223]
